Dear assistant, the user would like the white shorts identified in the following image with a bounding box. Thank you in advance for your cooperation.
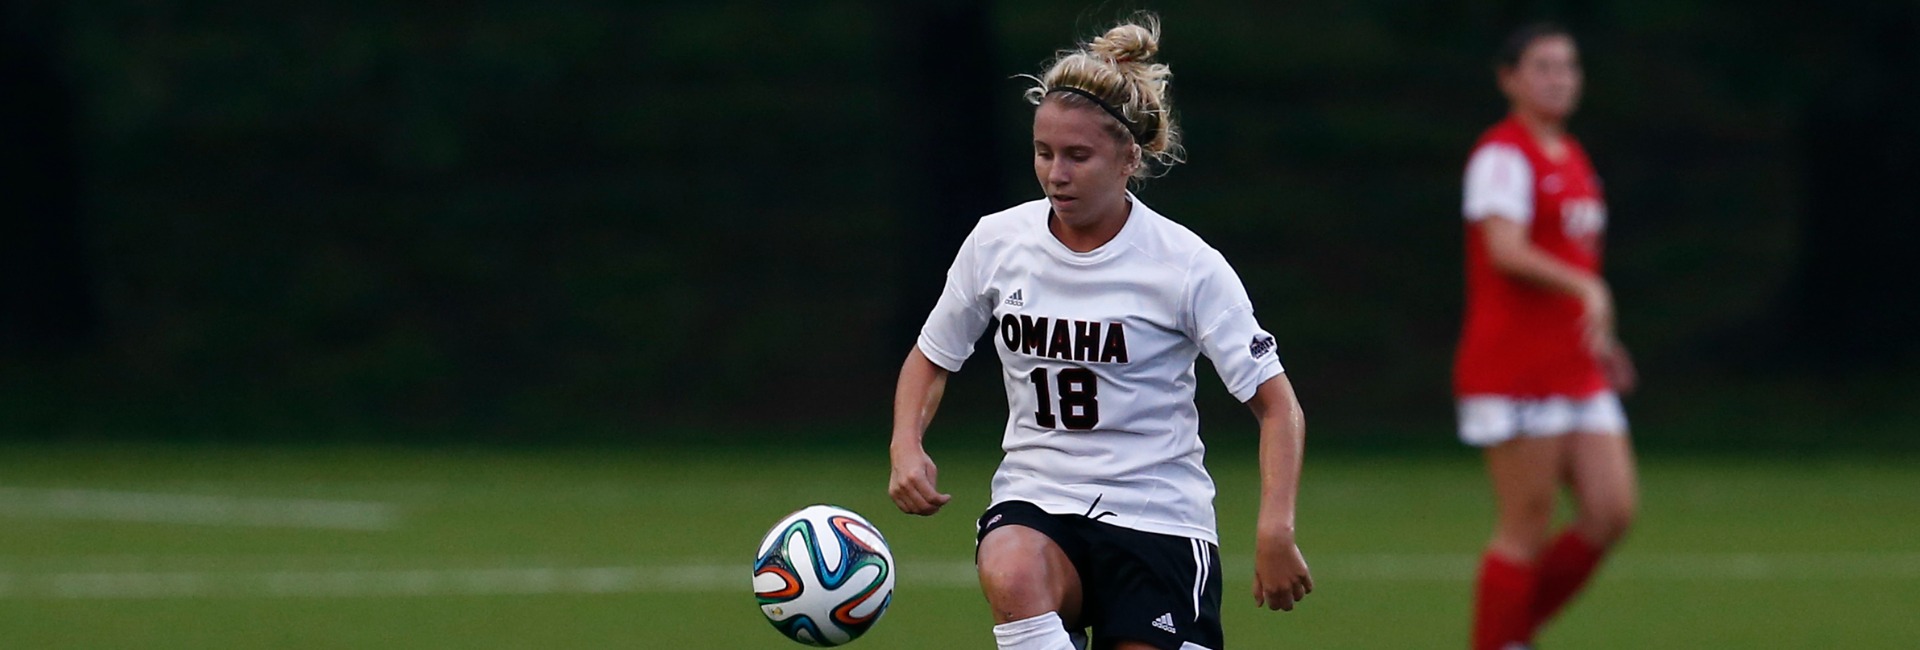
[1456,392,1628,447]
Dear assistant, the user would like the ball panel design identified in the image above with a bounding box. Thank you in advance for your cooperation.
[753,505,895,647]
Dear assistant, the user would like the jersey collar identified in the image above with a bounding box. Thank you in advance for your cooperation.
[1038,191,1147,266]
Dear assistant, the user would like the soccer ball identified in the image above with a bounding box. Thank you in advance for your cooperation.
[753,504,896,646]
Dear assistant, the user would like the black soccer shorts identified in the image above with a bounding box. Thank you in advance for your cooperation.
[976,500,1225,650]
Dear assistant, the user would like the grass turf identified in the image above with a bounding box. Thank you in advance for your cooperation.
[0,441,1916,648]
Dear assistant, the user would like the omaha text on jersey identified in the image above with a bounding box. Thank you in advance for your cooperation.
[997,314,1130,364]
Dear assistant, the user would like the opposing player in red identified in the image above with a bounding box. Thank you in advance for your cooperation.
[1455,23,1638,650]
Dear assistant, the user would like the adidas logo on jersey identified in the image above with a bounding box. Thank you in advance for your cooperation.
[1150,612,1177,634]
[1003,289,1025,307]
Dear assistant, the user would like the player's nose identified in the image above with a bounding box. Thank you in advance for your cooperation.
[1047,162,1071,186]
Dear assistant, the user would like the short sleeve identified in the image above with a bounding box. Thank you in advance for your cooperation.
[915,227,995,372]
[1185,249,1284,402]
[1463,143,1533,225]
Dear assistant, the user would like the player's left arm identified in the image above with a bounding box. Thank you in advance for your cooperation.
[1183,247,1313,609]
[1246,373,1313,611]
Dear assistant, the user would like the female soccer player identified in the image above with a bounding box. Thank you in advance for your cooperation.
[887,15,1312,650]
[1456,23,1639,650]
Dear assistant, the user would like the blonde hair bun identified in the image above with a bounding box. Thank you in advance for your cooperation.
[1021,13,1186,182]
[1092,23,1158,64]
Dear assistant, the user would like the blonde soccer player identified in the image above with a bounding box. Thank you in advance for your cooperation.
[1455,23,1639,650]
[886,14,1312,650]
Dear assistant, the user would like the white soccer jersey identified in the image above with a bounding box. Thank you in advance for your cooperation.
[917,194,1285,544]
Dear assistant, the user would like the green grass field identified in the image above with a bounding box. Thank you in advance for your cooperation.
[1,440,1916,648]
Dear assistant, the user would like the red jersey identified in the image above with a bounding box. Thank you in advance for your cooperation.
[1454,116,1609,398]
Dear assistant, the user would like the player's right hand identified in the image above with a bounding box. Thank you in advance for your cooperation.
[888,446,952,516]
[1596,337,1638,395]
[1578,281,1616,349]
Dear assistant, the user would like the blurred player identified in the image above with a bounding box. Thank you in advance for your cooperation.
[886,14,1312,650]
[1455,23,1639,650]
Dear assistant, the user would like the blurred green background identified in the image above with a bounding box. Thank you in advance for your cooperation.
[5,0,1915,446]
[1,1,1917,647]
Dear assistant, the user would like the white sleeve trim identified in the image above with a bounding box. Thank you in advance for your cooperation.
[915,334,968,373]
[1463,143,1532,225]
[1227,362,1284,404]
[911,224,997,373]
[1198,303,1284,402]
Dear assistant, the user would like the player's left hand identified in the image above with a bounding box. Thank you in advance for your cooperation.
[1596,337,1638,395]
[1252,529,1312,611]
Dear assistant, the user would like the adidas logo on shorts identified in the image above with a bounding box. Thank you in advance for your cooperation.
[1150,612,1177,634]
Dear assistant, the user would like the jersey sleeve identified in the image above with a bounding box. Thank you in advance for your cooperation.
[1462,143,1533,225]
[915,226,995,372]
[1185,248,1285,402]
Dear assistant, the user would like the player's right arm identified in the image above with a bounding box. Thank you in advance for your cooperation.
[889,346,954,516]
[1477,218,1634,392]
[1477,217,1611,335]
[1465,143,1633,391]
[890,221,995,517]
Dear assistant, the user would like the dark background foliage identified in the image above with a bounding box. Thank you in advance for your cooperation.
[2,1,1914,448]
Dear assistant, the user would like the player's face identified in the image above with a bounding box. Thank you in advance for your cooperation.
[1032,101,1137,228]
[1500,35,1583,122]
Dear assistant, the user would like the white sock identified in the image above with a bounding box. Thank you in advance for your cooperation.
[993,611,1075,650]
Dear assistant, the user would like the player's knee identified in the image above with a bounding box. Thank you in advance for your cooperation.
[977,558,1041,597]
[1499,493,1557,533]
[1578,498,1636,547]
[1490,500,1556,558]
[977,574,1059,624]
[977,536,1071,623]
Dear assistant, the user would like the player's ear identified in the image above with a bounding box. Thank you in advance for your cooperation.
[1495,65,1521,99]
